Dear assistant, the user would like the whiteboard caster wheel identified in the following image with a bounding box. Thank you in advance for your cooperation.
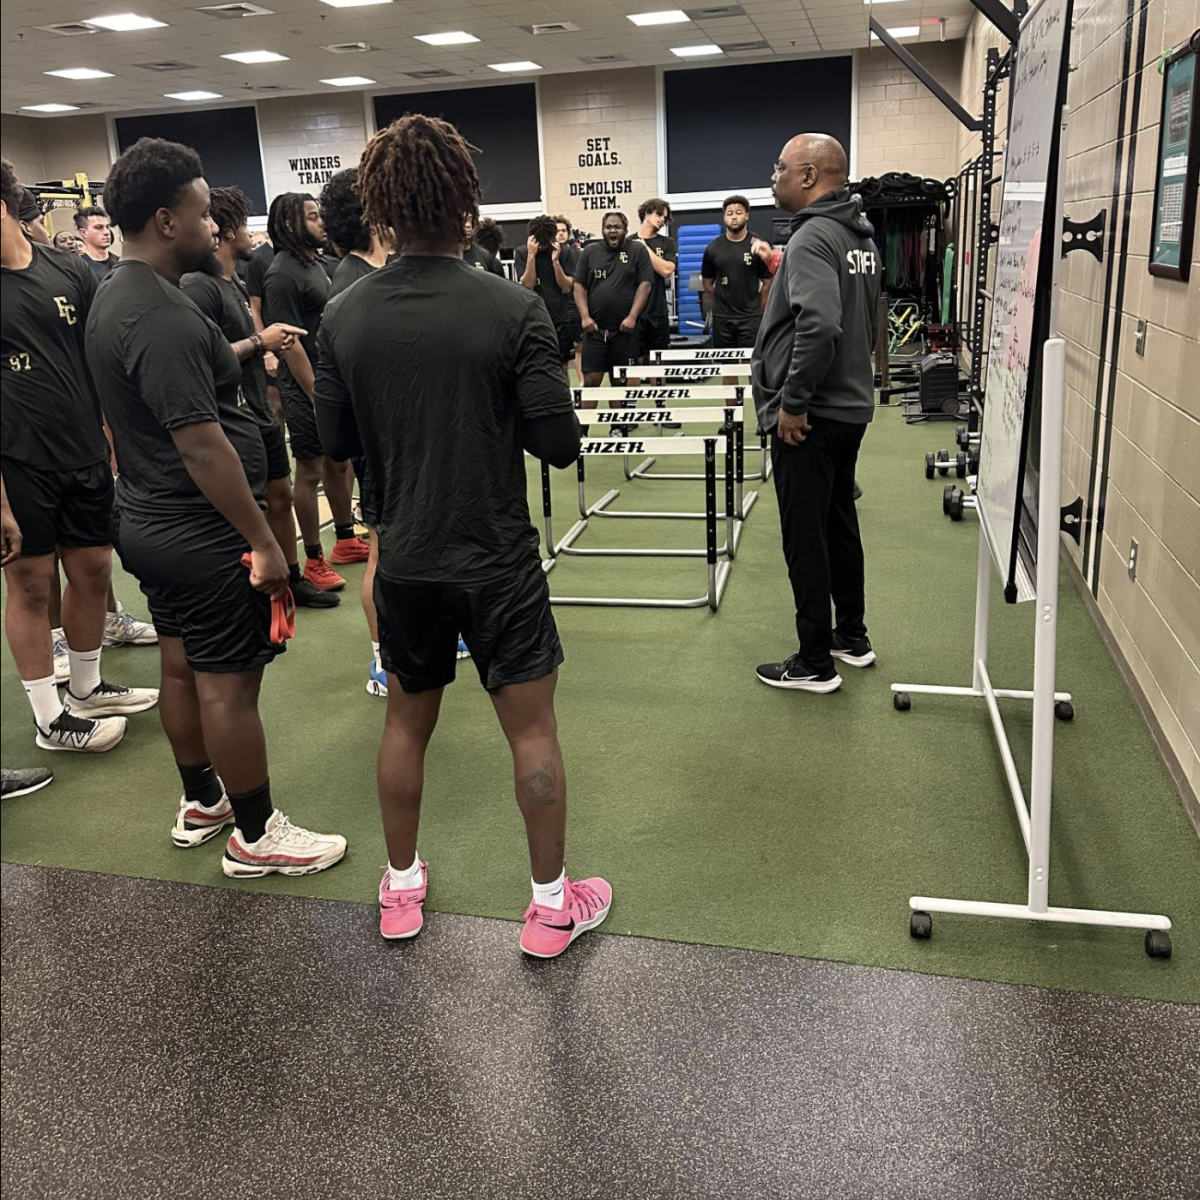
[910,911,932,939]
[1144,930,1171,959]
[893,692,911,712]
[1054,700,1074,722]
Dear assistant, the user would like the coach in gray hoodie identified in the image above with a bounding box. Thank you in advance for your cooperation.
[752,133,881,694]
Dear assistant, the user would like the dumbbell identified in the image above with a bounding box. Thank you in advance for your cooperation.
[943,484,957,515]
[925,452,937,479]
[947,488,966,521]
[968,448,980,475]
[936,449,951,476]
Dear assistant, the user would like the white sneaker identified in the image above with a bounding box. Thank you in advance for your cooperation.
[35,709,127,753]
[52,631,70,684]
[171,791,235,848]
[65,680,159,718]
[222,810,347,878]
[104,603,158,647]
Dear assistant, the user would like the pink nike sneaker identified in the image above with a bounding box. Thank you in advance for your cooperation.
[379,863,428,940]
[520,875,612,958]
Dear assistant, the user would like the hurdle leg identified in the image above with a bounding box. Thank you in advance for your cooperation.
[576,456,620,520]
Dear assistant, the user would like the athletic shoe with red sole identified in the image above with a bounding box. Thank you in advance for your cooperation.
[171,792,235,848]
[378,862,428,940]
[520,875,612,958]
[221,810,347,878]
[304,555,346,591]
[330,536,370,565]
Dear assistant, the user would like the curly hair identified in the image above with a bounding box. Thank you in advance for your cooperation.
[319,168,370,254]
[74,204,108,231]
[722,194,750,213]
[474,217,505,255]
[0,157,21,215]
[358,114,480,249]
[103,138,203,235]
[602,211,628,229]
[527,214,558,249]
[267,191,318,261]
[207,185,250,240]
[637,197,670,222]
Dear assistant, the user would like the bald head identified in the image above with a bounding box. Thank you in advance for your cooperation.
[772,133,849,213]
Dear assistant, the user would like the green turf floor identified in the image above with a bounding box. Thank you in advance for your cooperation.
[3,404,1198,1003]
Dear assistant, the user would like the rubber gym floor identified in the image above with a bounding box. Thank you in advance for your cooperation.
[2,398,1197,1006]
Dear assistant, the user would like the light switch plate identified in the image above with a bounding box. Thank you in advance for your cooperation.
[1128,538,1139,580]
[1135,318,1147,356]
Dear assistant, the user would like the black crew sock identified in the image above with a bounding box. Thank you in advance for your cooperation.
[304,542,323,562]
[177,761,223,808]
[228,779,273,844]
[334,523,355,541]
[288,563,302,585]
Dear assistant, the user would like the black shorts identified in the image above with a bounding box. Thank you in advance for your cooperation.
[639,313,671,353]
[568,310,582,345]
[1,458,113,558]
[352,454,380,527]
[260,422,291,482]
[581,328,640,378]
[554,322,575,364]
[713,314,762,349]
[375,560,562,694]
[113,506,284,674]
[277,373,323,462]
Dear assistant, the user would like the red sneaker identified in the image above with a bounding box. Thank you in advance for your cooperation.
[520,875,612,958]
[304,556,346,591]
[331,536,370,565]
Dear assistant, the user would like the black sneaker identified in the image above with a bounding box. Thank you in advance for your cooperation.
[831,633,876,668]
[755,653,842,693]
[1,767,54,800]
[293,576,342,608]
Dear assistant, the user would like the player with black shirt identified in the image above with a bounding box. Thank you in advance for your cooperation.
[74,206,120,281]
[262,192,367,594]
[513,213,578,380]
[1,158,158,754]
[462,215,506,276]
[179,185,338,612]
[315,113,611,958]
[702,194,775,351]
[86,137,346,874]
[555,216,584,379]
[629,198,678,355]
[572,211,653,396]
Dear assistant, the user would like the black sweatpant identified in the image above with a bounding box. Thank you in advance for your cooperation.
[771,416,869,670]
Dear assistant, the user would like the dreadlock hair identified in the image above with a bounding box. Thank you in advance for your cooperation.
[0,157,21,216]
[207,185,250,241]
[637,197,670,222]
[319,168,370,254]
[527,214,558,249]
[267,191,318,261]
[475,218,504,255]
[358,114,481,250]
[722,194,751,213]
[104,138,202,235]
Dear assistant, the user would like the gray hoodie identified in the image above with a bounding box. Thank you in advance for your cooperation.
[752,189,881,430]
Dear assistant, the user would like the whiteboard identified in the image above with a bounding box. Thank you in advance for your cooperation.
[977,0,1073,602]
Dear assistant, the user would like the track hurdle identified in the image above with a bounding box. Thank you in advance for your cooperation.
[615,363,754,382]
[649,347,752,364]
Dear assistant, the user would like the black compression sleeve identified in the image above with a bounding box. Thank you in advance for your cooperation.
[522,410,581,468]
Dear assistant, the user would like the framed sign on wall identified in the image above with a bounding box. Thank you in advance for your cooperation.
[1148,37,1198,281]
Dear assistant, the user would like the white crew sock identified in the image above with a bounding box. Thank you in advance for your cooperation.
[389,853,422,891]
[532,869,566,910]
[371,641,381,670]
[23,674,64,731]
[67,645,102,698]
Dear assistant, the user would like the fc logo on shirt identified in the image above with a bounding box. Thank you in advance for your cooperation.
[742,252,752,266]
[619,252,628,263]
[54,296,77,326]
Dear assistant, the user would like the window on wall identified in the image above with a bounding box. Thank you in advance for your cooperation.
[372,84,541,206]
[114,106,266,215]
[664,58,853,195]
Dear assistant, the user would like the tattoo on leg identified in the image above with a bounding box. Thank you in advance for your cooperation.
[518,759,558,807]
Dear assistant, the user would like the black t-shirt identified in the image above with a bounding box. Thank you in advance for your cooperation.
[262,250,329,367]
[318,253,337,282]
[329,251,378,300]
[85,260,266,517]
[573,239,653,329]
[1,243,107,469]
[628,233,677,318]
[180,270,274,431]
[702,234,771,318]
[463,245,505,277]
[245,242,274,300]
[512,243,578,327]
[84,251,120,282]
[316,257,571,585]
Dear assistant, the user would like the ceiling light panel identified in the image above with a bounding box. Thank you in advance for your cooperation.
[83,13,167,31]
[414,31,479,46]
[671,44,723,56]
[489,61,542,72]
[44,67,114,79]
[320,76,375,86]
[165,90,223,100]
[628,9,690,25]
[221,49,289,63]
[22,103,82,112]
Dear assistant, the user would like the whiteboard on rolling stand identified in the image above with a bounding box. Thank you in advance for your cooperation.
[976,0,1074,603]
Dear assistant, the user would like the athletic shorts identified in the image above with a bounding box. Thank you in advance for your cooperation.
[568,310,583,345]
[277,373,324,462]
[352,454,380,527]
[113,506,284,674]
[713,314,762,350]
[1,458,113,558]
[639,313,671,353]
[581,328,640,378]
[260,421,291,482]
[375,560,562,694]
[554,322,575,364]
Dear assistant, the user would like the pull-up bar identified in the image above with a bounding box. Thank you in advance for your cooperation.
[869,18,983,132]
